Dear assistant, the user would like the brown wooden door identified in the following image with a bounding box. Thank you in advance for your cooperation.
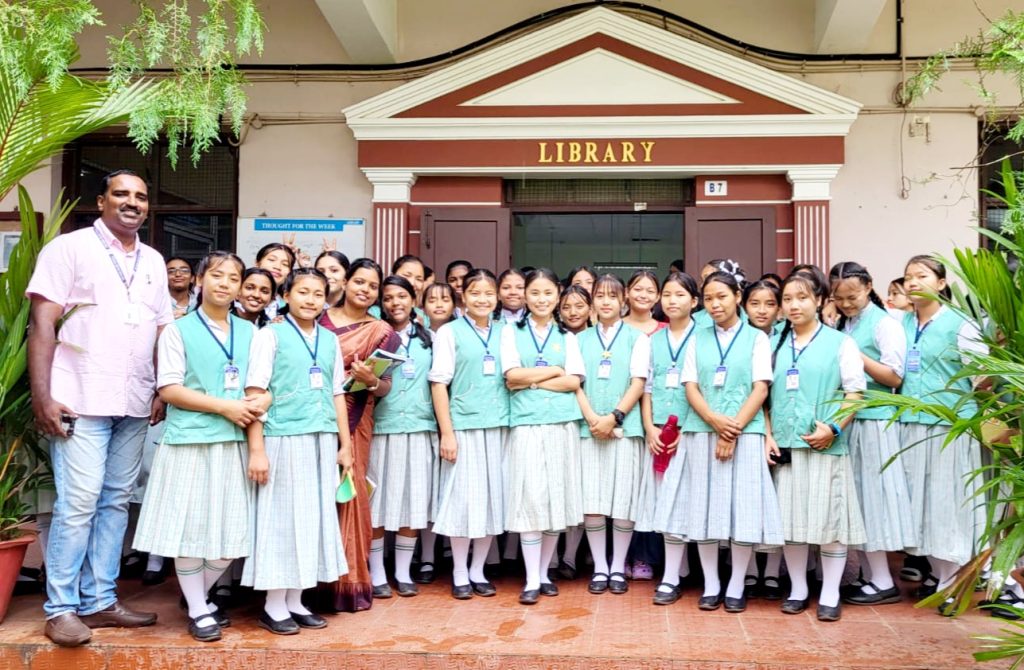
[421,207,511,274]
[684,206,776,279]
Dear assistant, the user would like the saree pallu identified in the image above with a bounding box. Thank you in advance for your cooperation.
[316,314,400,612]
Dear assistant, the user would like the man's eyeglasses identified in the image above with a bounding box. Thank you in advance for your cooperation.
[167,268,191,276]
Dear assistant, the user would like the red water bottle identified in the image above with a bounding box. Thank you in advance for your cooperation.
[654,415,680,476]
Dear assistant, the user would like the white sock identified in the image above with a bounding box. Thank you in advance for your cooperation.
[727,543,754,599]
[784,544,810,601]
[450,536,471,587]
[765,551,783,579]
[819,543,847,608]
[264,589,290,622]
[504,532,520,560]
[563,526,583,569]
[146,554,164,573]
[470,536,492,583]
[864,551,894,592]
[521,532,543,590]
[585,516,609,577]
[176,558,214,626]
[395,535,418,584]
[697,542,721,597]
[370,537,387,586]
[286,588,310,615]
[203,559,232,592]
[420,525,436,564]
[609,520,634,581]
[932,557,961,590]
[659,535,686,591]
[540,532,560,583]
[679,543,690,579]
[745,551,759,577]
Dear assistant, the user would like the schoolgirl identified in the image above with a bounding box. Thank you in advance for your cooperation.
[566,265,597,296]
[368,276,438,597]
[898,255,986,614]
[134,251,263,642]
[680,268,782,613]
[623,270,663,336]
[767,271,867,622]
[640,271,699,605]
[166,257,196,319]
[423,282,456,332]
[392,255,426,301]
[501,268,585,603]
[828,262,915,606]
[314,250,350,308]
[695,259,747,328]
[576,274,650,595]
[242,268,351,635]
[497,268,527,323]
[743,279,783,344]
[887,277,913,314]
[445,259,473,316]
[255,243,296,319]
[429,269,510,599]
[235,268,276,328]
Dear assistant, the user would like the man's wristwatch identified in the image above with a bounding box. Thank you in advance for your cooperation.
[612,409,626,426]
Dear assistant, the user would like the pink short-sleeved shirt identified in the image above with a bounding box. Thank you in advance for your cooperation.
[26,219,174,417]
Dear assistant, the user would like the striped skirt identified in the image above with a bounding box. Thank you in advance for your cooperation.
[678,433,784,545]
[648,443,687,536]
[774,449,867,546]
[433,428,507,538]
[848,419,917,552]
[900,423,985,565]
[504,422,583,533]
[133,440,253,560]
[241,432,348,591]
[580,436,643,521]
[368,431,438,532]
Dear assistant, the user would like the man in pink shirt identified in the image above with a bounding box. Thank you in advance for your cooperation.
[27,170,173,647]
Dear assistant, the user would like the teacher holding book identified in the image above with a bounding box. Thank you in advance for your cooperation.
[318,258,400,613]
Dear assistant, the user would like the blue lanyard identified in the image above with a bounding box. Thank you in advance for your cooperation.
[789,323,823,368]
[284,315,319,364]
[665,323,694,365]
[94,227,141,291]
[463,316,493,354]
[529,321,554,358]
[714,321,744,366]
[913,319,932,347]
[595,322,623,356]
[197,311,235,364]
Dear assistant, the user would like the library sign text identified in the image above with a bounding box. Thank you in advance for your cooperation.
[537,141,655,164]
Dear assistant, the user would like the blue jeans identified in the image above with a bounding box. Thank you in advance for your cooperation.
[44,415,148,618]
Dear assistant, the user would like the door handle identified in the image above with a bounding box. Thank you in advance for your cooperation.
[423,211,432,249]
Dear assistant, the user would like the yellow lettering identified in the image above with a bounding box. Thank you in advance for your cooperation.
[568,142,581,163]
[538,142,552,163]
[640,141,655,163]
[620,141,636,163]
[584,142,598,163]
[602,143,618,163]
[556,142,565,163]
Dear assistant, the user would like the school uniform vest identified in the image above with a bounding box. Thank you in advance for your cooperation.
[509,324,583,427]
[448,318,510,430]
[846,304,897,420]
[163,312,254,445]
[264,320,339,437]
[770,325,850,456]
[649,325,695,426]
[899,308,978,425]
[682,322,766,435]
[373,332,437,434]
[578,322,643,438]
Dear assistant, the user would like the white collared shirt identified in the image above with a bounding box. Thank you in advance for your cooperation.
[499,317,586,376]
[681,319,772,384]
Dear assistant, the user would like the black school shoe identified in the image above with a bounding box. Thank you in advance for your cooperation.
[761,576,784,601]
[519,589,540,605]
[652,583,682,606]
[470,580,497,597]
[724,595,747,613]
[413,562,436,584]
[608,572,629,594]
[817,603,842,622]
[843,584,902,606]
[451,584,473,600]
[588,573,610,594]
[781,598,809,614]
[372,583,393,599]
[290,611,327,629]
[187,614,221,642]
[257,611,299,635]
[395,582,419,597]
[698,594,723,611]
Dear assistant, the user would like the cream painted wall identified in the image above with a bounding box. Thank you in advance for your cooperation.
[831,113,980,285]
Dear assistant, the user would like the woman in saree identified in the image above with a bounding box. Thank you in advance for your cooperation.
[317,258,401,612]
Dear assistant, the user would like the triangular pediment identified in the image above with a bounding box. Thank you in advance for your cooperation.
[344,7,860,141]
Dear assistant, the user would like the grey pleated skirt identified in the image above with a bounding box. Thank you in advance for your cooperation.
[504,422,583,533]
[133,440,253,560]
[648,444,687,535]
[241,432,348,591]
[774,448,867,546]
[579,436,643,521]
[848,419,918,552]
[433,427,507,538]
[678,433,784,545]
[368,431,438,532]
[900,423,985,565]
